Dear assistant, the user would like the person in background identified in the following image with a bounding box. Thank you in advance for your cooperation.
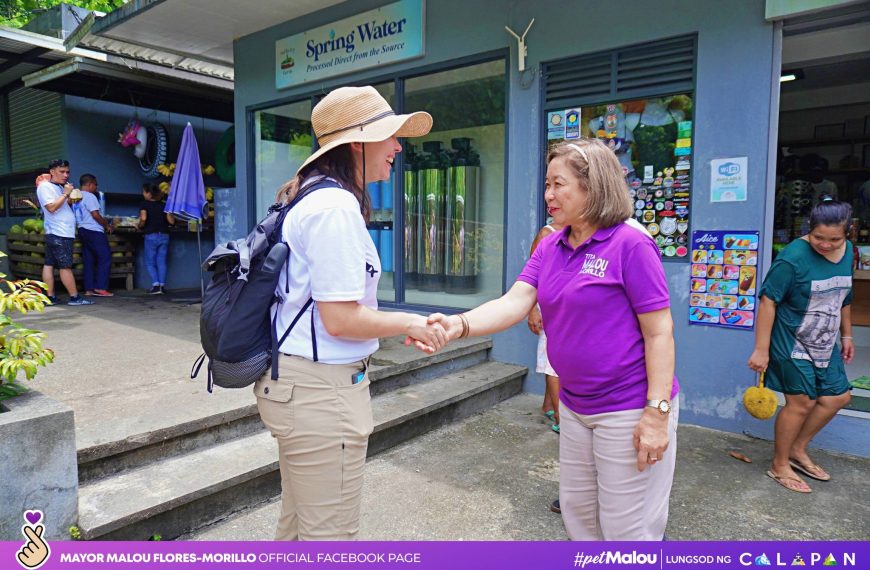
[76,174,113,297]
[138,183,175,295]
[35,159,93,306]
[258,85,447,541]
[527,221,564,434]
[425,138,679,540]
[748,199,855,493]
[528,221,565,516]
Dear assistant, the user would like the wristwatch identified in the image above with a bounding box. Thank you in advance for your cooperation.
[646,399,671,415]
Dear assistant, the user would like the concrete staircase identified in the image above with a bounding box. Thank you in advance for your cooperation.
[74,337,525,540]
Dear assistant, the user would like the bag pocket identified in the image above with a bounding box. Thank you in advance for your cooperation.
[211,351,271,389]
[254,378,294,437]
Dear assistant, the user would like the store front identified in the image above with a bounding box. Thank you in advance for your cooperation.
[221,0,865,455]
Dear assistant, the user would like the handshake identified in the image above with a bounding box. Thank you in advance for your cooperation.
[403,313,468,354]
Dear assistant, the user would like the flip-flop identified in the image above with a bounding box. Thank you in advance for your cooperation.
[789,459,831,481]
[766,470,811,493]
[551,424,560,434]
[544,410,555,419]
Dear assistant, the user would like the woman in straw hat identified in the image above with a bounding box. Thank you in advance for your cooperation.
[427,139,678,540]
[254,85,447,541]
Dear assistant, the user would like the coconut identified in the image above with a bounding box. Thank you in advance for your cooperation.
[743,372,777,420]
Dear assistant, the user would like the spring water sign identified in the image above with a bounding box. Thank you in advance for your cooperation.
[276,0,424,89]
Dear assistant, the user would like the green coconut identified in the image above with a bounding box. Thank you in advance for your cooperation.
[9,224,22,234]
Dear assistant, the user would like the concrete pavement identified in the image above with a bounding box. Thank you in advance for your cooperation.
[14,292,870,541]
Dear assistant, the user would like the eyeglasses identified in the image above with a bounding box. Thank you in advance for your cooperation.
[48,159,70,169]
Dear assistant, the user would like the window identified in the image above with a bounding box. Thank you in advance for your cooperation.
[402,60,506,308]
[576,94,694,259]
[249,58,507,310]
[253,99,312,217]
[367,82,398,303]
[542,36,697,259]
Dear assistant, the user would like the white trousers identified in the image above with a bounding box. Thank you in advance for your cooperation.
[559,398,679,540]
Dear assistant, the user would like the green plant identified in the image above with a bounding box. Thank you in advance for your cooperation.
[0,251,53,401]
[148,533,162,541]
[68,525,82,540]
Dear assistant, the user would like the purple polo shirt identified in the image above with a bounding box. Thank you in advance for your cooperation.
[517,222,680,415]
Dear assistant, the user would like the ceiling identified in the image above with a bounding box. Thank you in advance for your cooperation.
[91,0,346,68]
[781,19,870,93]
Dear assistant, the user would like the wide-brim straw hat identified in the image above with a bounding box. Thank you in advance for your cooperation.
[296,85,433,176]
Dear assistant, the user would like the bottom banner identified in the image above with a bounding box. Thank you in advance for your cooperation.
[0,540,867,570]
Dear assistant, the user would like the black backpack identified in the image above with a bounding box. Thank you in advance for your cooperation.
[192,176,340,392]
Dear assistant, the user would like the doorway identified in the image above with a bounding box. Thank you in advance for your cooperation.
[774,14,870,405]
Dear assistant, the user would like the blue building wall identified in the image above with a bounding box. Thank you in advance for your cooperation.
[232,0,864,456]
[63,96,230,290]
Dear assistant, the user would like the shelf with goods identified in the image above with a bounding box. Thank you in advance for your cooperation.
[6,233,136,290]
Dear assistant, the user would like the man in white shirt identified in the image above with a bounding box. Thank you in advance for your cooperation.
[76,174,114,297]
[36,159,93,306]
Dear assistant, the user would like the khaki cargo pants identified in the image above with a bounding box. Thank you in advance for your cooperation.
[254,354,373,541]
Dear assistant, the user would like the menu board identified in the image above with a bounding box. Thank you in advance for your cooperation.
[689,230,759,329]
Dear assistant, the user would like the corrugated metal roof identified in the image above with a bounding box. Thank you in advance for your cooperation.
[81,35,234,80]
[0,25,107,89]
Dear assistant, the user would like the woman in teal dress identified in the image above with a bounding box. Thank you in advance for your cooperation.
[748,199,855,493]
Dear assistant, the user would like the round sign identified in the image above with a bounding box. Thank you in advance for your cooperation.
[647,223,660,236]
[676,246,688,257]
[664,245,677,257]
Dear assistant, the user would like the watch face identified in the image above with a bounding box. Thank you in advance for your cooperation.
[659,400,671,413]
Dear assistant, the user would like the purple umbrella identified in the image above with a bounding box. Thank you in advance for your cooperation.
[165,122,207,220]
[164,122,207,297]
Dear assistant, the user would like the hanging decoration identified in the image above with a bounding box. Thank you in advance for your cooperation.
[117,119,149,159]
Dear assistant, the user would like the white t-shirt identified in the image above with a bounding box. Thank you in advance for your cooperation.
[272,184,381,364]
[75,191,104,233]
[37,181,76,238]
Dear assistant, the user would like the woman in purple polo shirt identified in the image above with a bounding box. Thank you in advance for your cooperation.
[426,139,679,540]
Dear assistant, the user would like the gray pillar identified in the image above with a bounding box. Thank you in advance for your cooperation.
[0,390,78,540]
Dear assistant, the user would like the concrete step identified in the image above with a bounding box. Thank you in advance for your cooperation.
[76,360,526,540]
[77,336,492,483]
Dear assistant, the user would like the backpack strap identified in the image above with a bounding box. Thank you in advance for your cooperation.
[189,352,216,393]
[271,297,314,379]
[310,304,318,362]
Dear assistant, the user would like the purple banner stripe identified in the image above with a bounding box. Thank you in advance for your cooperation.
[1,540,867,570]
